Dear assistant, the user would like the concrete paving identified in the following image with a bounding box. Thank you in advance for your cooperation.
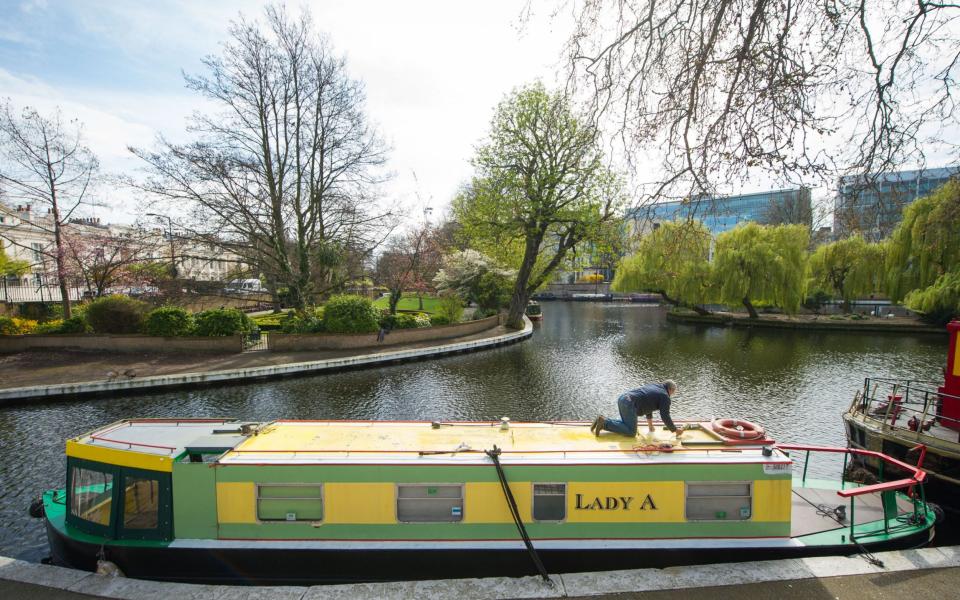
[2,546,959,600]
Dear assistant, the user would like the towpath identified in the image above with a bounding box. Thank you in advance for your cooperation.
[0,320,532,404]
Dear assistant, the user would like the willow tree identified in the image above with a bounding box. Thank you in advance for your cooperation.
[455,83,624,329]
[612,220,714,313]
[809,235,885,313]
[886,179,960,302]
[713,223,809,318]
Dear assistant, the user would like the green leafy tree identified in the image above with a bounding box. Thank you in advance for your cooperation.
[611,220,714,314]
[886,179,960,302]
[713,223,809,318]
[0,245,30,278]
[809,236,885,313]
[455,83,624,328]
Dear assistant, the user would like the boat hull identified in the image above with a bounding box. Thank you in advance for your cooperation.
[45,517,934,585]
[845,416,960,513]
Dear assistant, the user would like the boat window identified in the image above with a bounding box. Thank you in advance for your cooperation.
[256,484,323,522]
[686,482,752,521]
[532,483,566,521]
[70,466,114,526]
[122,477,160,529]
[396,484,463,522]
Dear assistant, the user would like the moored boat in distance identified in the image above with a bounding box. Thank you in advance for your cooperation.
[37,417,935,584]
[525,301,543,321]
[844,321,960,511]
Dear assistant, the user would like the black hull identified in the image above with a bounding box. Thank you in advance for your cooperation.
[46,519,934,585]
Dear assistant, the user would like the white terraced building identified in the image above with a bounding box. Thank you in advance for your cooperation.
[0,202,244,303]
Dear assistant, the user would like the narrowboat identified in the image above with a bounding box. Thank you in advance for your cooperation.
[525,301,543,321]
[844,321,960,511]
[36,417,935,584]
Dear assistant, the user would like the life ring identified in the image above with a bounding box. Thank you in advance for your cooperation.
[711,418,765,440]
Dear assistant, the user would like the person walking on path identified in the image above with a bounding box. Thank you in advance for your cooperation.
[591,380,683,437]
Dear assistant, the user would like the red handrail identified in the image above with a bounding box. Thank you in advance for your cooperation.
[776,443,926,497]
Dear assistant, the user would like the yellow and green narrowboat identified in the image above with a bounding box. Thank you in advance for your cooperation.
[36,418,936,584]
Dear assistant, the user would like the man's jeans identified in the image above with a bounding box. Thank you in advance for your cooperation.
[603,394,638,436]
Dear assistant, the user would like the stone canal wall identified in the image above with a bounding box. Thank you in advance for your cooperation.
[268,314,501,351]
[0,334,244,354]
[666,311,946,334]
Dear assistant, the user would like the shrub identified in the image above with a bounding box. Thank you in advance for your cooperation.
[434,293,464,324]
[323,295,380,334]
[380,312,431,330]
[33,319,64,334]
[144,306,195,337]
[578,273,605,283]
[0,316,37,335]
[57,316,91,334]
[193,308,253,337]
[84,295,149,334]
[280,309,325,334]
[475,271,512,311]
[472,307,498,320]
[429,314,451,326]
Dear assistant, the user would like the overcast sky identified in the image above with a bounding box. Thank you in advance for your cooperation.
[0,0,571,225]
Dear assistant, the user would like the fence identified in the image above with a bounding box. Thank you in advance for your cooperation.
[1,284,84,303]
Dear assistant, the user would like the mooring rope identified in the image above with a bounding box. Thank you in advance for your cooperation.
[485,445,551,583]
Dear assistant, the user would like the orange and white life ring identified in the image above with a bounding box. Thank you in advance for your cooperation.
[711,418,765,440]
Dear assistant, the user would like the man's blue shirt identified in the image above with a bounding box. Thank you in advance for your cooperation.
[625,383,676,431]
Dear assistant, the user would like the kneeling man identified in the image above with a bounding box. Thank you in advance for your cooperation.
[591,380,683,437]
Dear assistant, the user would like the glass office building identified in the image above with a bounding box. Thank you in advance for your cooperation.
[628,188,812,236]
[834,167,958,240]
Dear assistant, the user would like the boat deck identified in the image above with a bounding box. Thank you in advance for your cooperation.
[67,418,788,467]
[790,486,912,537]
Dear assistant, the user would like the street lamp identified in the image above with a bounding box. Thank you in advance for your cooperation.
[146,213,176,277]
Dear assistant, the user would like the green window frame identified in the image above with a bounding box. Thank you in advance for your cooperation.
[256,484,324,522]
[65,458,173,541]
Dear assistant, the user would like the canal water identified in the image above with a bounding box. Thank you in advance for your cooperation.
[0,303,947,561]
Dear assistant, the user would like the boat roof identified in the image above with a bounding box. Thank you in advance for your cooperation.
[67,419,786,470]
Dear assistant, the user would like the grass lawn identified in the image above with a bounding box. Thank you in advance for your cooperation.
[372,294,441,314]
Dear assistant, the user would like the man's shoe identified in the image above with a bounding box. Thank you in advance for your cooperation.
[594,416,605,436]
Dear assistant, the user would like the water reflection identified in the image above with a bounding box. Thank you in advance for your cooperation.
[0,302,945,560]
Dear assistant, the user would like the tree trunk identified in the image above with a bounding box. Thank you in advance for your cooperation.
[389,289,401,314]
[743,296,759,319]
[49,189,71,319]
[842,298,851,313]
[417,293,424,311]
[506,235,543,329]
[657,290,681,306]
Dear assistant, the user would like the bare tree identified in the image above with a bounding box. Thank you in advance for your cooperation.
[0,102,99,318]
[61,226,161,298]
[131,5,394,310]
[375,225,434,314]
[560,1,960,211]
